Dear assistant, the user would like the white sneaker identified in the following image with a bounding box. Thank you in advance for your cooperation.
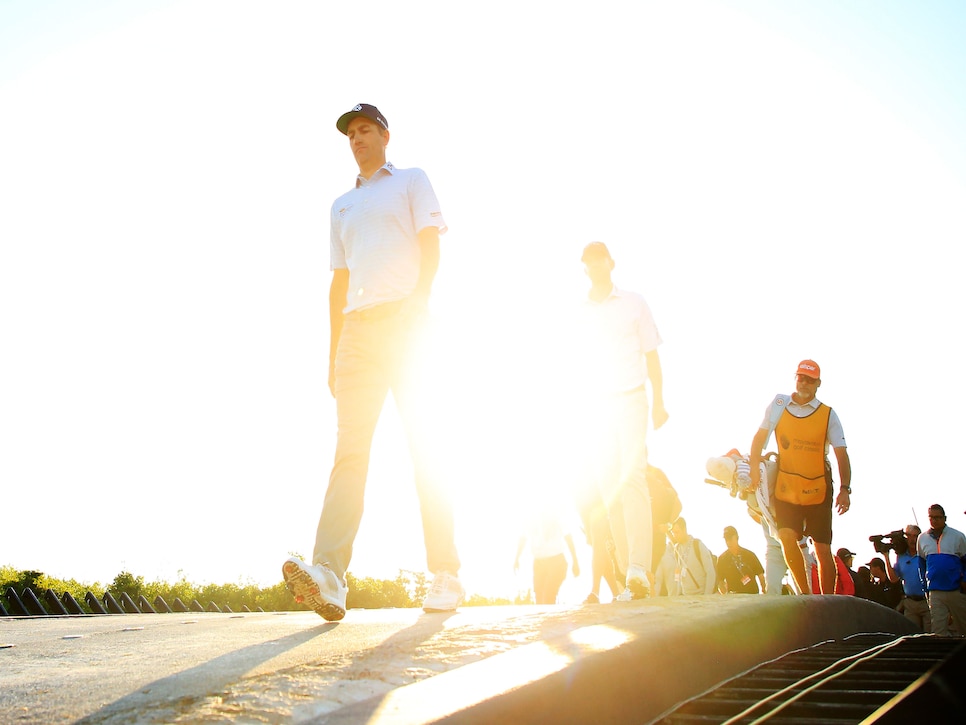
[625,564,651,600]
[615,586,635,602]
[282,557,347,621]
[422,571,464,612]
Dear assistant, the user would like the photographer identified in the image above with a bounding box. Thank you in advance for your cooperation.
[884,525,930,632]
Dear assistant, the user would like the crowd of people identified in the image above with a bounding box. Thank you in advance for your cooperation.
[279,102,965,639]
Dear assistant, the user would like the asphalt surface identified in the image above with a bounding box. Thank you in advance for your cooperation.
[0,596,923,724]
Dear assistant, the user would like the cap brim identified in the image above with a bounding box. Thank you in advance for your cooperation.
[336,111,365,135]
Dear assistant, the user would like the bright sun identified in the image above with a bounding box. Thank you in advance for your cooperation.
[386,300,599,601]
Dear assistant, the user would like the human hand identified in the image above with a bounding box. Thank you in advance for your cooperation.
[749,464,760,493]
[652,404,669,430]
[835,488,851,515]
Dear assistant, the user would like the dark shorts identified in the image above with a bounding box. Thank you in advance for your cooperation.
[774,495,833,545]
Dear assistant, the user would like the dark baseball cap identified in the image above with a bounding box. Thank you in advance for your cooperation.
[836,548,855,560]
[867,557,885,570]
[581,241,612,263]
[336,103,389,135]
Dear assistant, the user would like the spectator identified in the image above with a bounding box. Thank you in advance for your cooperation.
[884,525,931,632]
[917,504,966,636]
[648,464,683,579]
[864,558,902,608]
[514,506,580,604]
[717,526,766,594]
[836,548,863,595]
[810,550,855,595]
[655,518,717,596]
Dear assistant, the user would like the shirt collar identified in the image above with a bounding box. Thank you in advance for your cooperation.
[789,395,822,410]
[585,284,624,304]
[355,161,395,188]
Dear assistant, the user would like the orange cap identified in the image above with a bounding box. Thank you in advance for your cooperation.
[796,360,821,379]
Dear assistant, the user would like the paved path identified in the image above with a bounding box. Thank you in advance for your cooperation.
[1,605,605,723]
[0,597,921,724]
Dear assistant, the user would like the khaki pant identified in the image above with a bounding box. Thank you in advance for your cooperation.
[898,596,931,633]
[928,589,966,636]
[588,387,653,576]
[313,306,459,580]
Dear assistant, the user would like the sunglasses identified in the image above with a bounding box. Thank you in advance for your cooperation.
[796,375,818,384]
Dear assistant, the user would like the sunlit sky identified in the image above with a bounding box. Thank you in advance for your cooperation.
[3,1,965,604]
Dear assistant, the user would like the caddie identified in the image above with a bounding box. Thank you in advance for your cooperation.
[748,359,851,595]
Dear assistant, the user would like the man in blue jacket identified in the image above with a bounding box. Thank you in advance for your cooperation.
[917,504,966,636]
[885,525,931,632]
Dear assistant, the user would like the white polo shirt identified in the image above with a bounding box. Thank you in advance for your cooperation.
[759,395,847,450]
[579,286,662,395]
[330,162,446,314]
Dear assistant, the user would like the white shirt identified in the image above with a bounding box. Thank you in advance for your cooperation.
[759,394,847,450]
[330,162,446,313]
[524,510,569,560]
[578,286,662,395]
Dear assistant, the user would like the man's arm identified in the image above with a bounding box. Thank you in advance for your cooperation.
[833,446,851,515]
[328,269,349,397]
[645,349,668,429]
[411,226,440,309]
[749,427,770,491]
[884,550,900,584]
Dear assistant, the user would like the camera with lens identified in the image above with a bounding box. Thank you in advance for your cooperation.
[869,530,908,556]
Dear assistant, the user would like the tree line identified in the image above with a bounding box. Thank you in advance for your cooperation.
[1,565,515,613]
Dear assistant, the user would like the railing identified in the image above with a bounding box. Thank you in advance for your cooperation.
[1,586,264,617]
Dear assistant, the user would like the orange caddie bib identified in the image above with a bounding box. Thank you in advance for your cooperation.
[775,403,831,505]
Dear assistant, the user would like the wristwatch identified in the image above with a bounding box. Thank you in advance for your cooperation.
[840,485,852,494]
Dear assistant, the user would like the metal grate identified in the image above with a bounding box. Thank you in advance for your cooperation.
[655,633,966,724]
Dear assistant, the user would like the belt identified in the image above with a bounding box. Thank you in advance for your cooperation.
[344,299,406,321]
[904,594,926,601]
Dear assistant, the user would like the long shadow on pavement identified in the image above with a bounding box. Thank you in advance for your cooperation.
[76,620,338,724]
